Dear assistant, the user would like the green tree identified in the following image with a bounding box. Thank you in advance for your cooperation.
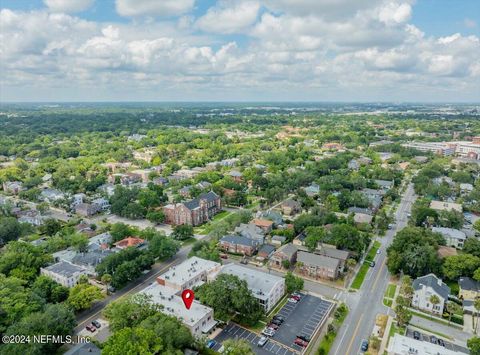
[221,339,254,355]
[442,254,480,280]
[468,336,480,355]
[146,210,165,225]
[394,303,412,327]
[0,217,21,245]
[148,234,179,259]
[285,272,304,293]
[102,327,164,355]
[429,295,440,317]
[31,275,69,303]
[40,218,62,236]
[172,224,194,241]
[446,301,461,325]
[67,283,104,311]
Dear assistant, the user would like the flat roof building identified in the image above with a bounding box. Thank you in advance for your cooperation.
[157,256,221,291]
[430,200,463,213]
[218,263,285,312]
[387,333,462,354]
[40,261,88,288]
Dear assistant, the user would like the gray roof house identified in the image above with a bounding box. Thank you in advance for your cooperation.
[235,223,265,244]
[432,227,467,249]
[375,179,394,190]
[220,235,259,247]
[412,274,450,315]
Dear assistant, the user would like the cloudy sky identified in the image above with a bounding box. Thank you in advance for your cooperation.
[1,0,479,102]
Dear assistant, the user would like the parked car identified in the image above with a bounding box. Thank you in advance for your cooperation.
[206,340,216,349]
[438,339,445,347]
[292,292,302,298]
[288,297,299,304]
[361,339,369,352]
[376,249,381,254]
[294,338,308,347]
[220,253,228,259]
[271,318,282,326]
[258,336,268,347]
[85,324,96,332]
[430,336,438,344]
[267,323,279,330]
[291,294,301,301]
[413,331,420,340]
[262,328,275,337]
[91,320,101,328]
[369,261,376,267]
[273,315,284,323]
[297,335,310,342]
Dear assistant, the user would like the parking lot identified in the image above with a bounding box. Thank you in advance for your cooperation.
[274,293,333,352]
[212,293,333,354]
[213,323,296,355]
[405,328,469,354]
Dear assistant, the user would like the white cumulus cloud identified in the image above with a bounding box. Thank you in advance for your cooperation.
[44,0,94,13]
[115,0,195,17]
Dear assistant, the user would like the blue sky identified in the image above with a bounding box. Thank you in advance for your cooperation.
[0,0,479,102]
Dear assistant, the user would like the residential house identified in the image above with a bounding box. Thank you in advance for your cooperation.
[228,170,243,182]
[374,179,394,190]
[348,159,360,170]
[130,169,152,183]
[318,247,349,274]
[71,248,113,276]
[354,212,373,225]
[412,274,450,315]
[219,263,285,312]
[322,142,344,151]
[72,193,86,207]
[235,223,265,244]
[163,191,221,226]
[17,209,44,226]
[459,277,480,300]
[133,149,155,163]
[179,185,192,197]
[219,235,258,256]
[98,183,115,197]
[252,219,274,233]
[2,181,23,194]
[75,203,100,217]
[296,250,340,280]
[113,236,146,251]
[304,183,320,197]
[293,233,307,247]
[429,200,463,213]
[260,210,283,227]
[271,235,287,246]
[281,199,302,216]
[152,176,168,186]
[92,197,110,211]
[40,261,88,288]
[40,188,65,203]
[196,181,212,190]
[432,227,466,249]
[257,244,276,259]
[460,183,474,193]
[269,243,297,268]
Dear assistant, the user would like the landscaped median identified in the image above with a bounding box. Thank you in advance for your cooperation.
[383,283,397,308]
[351,241,381,290]
[316,303,348,355]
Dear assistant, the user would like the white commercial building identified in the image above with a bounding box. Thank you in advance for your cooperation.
[218,263,285,312]
[401,142,456,156]
[156,256,221,291]
[140,282,216,338]
[40,261,88,288]
[388,334,463,354]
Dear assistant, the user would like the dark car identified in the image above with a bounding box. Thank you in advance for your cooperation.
[413,331,420,340]
[85,324,96,332]
[92,320,101,328]
[430,336,438,344]
[271,318,282,326]
[361,339,369,352]
[297,335,311,342]
[369,261,376,267]
[438,339,445,347]
[273,315,284,323]
[206,340,216,349]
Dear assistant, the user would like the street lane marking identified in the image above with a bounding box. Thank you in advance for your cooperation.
[372,256,387,291]
[345,313,364,355]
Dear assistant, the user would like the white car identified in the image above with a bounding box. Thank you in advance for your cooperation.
[377,250,381,254]
[258,336,268,347]
[262,328,275,337]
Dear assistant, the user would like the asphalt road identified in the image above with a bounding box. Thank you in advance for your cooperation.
[330,183,417,355]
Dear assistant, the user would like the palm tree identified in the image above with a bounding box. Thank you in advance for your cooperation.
[429,295,440,319]
[101,273,112,294]
[446,301,461,325]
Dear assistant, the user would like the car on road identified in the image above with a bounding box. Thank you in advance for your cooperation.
[257,336,268,347]
[288,297,299,303]
[438,339,445,347]
[85,324,96,332]
[430,336,438,344]
[294,338,308,347]
[376,249,381,254]
[413,331,420,340]
[369,261,376,267]
[297,334,310,342]
[91,320,101,328]
[273,315,285,324]
[361,339,369,352]
[262,328,275,337]
[206,340,216,349]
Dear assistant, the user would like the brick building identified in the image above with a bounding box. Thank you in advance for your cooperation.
[163,191,221,226]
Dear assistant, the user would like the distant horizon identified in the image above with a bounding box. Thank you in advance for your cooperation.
[1,101,480,105]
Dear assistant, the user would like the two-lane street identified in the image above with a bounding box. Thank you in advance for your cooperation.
[330,183,417,355]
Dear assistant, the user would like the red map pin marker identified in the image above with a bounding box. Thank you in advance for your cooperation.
[181,289,194,310]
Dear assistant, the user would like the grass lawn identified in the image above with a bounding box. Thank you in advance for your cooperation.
[383,298,393,307]
[351,262,370,290]
[410,309,463,326]
[385,284,397,299]
[316,304,349,355]
[194,210,233,234]
[387,322,406,347]
[181,237,197,246]
[366,241,381,261]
